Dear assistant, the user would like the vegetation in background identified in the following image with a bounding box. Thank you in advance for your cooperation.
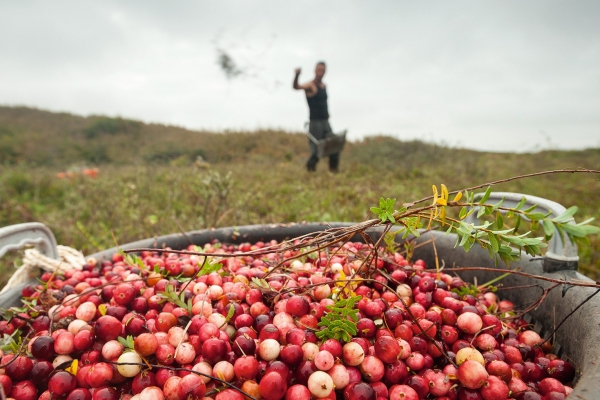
[0,106,598,287]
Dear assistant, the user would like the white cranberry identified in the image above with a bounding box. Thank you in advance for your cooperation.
[117,351,142,377]
[308,370,334,398]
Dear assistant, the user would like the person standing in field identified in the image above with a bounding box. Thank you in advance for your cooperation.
[293,61,340,172]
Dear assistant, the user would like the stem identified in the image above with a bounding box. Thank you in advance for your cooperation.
[410,168,600,207]
[430,267,600,289]
[105,361,258,400]
[534,288,600,349]
[477,272,511,290]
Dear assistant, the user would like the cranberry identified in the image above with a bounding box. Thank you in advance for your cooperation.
[343,382,376,400]
[48,371,77,396]
[5,355,33,381]
[259,371,287,400]
[31,336,55,361]
[95,315,122,341]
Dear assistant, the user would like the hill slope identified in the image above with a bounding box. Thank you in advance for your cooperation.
[1,105,599,171]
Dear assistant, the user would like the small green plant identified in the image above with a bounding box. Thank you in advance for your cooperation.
[198,258,224,276]
[0,329,22,354]
[370,197,397,223]
[157,284,193,314]
[316,295,361,343]
[117,335,135,350]
[120,250,146,270]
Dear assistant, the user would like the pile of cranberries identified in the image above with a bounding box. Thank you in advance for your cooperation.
[0,239,576,400]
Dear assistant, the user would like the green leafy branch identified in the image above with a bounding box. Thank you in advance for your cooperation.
[0,298,39,323]
[448,189,599,264]
[119,250,146,270]
[199,258,224,276]
[250,277,271,290]
[157,284,193,314]
[371,185,600,267]
[316,295,361,343]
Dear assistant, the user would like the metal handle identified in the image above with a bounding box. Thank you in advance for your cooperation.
[464,192,578,271]
[0,222,59,260]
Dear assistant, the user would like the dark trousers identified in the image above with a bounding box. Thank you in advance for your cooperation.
[307,120,340,172]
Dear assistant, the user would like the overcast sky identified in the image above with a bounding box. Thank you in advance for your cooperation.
[1,1,599,152]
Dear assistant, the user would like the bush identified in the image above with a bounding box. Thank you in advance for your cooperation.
[0,127,20,164]
[83,117,141,139]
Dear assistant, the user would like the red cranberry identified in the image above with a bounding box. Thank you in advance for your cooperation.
[95,315,122,341]
[259,371,287,400]
[343,382,376,400]
[5,355,33,381]
[31,336,55,361]
[48,371,77,396]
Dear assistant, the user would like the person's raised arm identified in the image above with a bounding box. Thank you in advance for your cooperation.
[293,68,302,90]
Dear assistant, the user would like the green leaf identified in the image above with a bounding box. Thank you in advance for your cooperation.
[492,198,505,210]
[117,337,129,348]
[459,207,467,220]
[224,304,236,324]
[542,219,556,238]
[487,232,499,253]
[523,204,538,213]
[561,224,589,238]
[468,191,475,203]
[521,237,545,246]
[480,187,492,204]
[464,237,476,252]
[496,212,503,229]
[199,259,223,276]
[580,225,600,235]
[501,235,526,246]
[577,217,595,226]
[526,212,548,221]
[477,205,486,219]
[514,197,527,210]
[552,206,578,223]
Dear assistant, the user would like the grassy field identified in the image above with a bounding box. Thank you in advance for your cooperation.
[1,106,599,287]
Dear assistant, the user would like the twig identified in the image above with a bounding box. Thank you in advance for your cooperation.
[409,168,600,207]
[534,288,600,349]
[172,216,194,245]
[105,361,258,400]
[507,283,560,320]
[495,284,542,291]
[430,267,600,290]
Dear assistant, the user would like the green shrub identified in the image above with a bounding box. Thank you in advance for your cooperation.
[0,127,20,164]
[83,117,141,139]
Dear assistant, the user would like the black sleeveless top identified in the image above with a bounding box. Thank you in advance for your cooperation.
[306,84,329,120]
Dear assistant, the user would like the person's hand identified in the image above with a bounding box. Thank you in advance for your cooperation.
[294,68,301,75]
